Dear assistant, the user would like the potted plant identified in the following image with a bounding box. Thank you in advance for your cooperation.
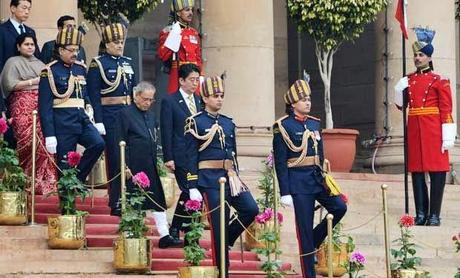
[0,118,28,225]
[113,171,151,273]
[253,207,284,278]
[390,215,429,278]
[157,157,176,209]
[48,151,89,249]
[287,0,386,171]
[245,153,276,251]
[178,199,218,278]
[452,232,460,278]
[316,221,354,277]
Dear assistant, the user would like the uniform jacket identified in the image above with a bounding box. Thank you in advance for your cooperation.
[184,111,237,189]
[87,54,135,128]
[160,91,202,167]
[273,114,325,196]
[38,59,91,137]
[407,69,453,172]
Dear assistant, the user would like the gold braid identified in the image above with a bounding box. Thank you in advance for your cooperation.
[93,57,123,95]
[185,116,225,152]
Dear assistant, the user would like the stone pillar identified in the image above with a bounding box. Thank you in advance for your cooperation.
[202,0,278,170]
[370,0,459,172]
[1,0,78,48]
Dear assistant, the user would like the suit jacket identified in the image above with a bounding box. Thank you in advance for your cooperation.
[160,91,202,167]
[0,19,40,73]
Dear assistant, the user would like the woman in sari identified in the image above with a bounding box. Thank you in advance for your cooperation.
[0,33,56,194]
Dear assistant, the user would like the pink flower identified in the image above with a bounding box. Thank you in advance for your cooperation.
[67,151,81,167]
[255,208,275,224]
[132,172,150,188]
[185,199,201,212]
[340,193,349,204]
[453,235,458,241]
[350,251,366,264]
[265,152,274,168]
[399,214,415,228]
[0,117,9,134]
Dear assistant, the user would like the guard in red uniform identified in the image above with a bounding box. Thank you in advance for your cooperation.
[395,27,456,226]
[157,0,202,94]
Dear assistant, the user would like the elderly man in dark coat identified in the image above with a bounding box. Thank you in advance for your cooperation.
[115,81,182,248]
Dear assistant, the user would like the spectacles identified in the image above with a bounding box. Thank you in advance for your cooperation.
[62,47,80,54]
[140,96,155,103]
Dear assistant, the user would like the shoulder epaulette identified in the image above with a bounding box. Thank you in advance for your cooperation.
[219,114,233,121]
[122,56,132,61]
[162,25,172,32]
[89,58,99,68]
[45,60,58,68]
[307,115,321,121]
[40,69,48,77]
[273,115,289,134]
[74,60,87,69]
[274,115,289,124]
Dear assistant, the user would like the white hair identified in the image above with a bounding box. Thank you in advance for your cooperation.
[133,81,156,96]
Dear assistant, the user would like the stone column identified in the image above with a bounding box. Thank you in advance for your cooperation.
[370,0,459,172]
[202,0,278,170]
[1,0,79,48]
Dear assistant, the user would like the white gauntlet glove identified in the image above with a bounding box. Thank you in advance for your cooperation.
[94,123,106,135]
[45,136,57,154]
[280,195,294,208]
[164,22,182,52]
[442,123,456,153]
[189,188,203,202]
[394,77,408,107]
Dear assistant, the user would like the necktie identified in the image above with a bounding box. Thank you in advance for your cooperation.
[19,25,25,34]
[188,95,197,114]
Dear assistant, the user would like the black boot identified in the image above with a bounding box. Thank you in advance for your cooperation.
[169,227,180,241]
[426,172,446,226]
[158,235,183,248]
[411,173,429,225]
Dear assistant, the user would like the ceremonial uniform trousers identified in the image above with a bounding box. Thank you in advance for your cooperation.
[87,54,135,210]
[158,23,202,93]
[185,112,258,278]
[38,59,105,181]
[273,114,347,278]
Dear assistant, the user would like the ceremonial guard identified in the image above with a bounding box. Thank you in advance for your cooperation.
[160,63,202,241]
[157,0,202,93]
[272,80,347,278]
[394,28,455,226]
[87,23,135,216]
[184,76,258,277]
[38,26,105,181]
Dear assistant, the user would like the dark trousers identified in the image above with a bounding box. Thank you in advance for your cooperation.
[170,167,192,231]
[56,124,105,182]
[292,191,347,278]
[411,172,446,220]
[105,127,122,210]
[202,187,258,278]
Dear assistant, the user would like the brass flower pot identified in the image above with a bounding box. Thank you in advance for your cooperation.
[113,236,151,273]
[244,220,275,251]
[177,266,219,278]
[391,269,427,278]
[47,215,86,249]
[315,243,348,277]
[0,191,27,225]
[160,175,176,208]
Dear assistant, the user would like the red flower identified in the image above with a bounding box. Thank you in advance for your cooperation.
[340,193,349,204]
[67,151,81,167]
[0,118,8,134]
[132,172,150,189]
[399,214,415,228]
[185,199,201,212]
[453,235,458,241]
[277,212,284,224]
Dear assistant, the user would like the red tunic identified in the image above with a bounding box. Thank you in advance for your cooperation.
[157,24,202,93]
[407,70,453,172]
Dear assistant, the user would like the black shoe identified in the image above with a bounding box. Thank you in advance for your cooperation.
[425,215,441,226]
[158,235,183,249]
[414,214,427,226]
[169,227,180,241]
[110,208,121,217]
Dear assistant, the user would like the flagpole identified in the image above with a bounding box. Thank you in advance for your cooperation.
[401,6,409,215]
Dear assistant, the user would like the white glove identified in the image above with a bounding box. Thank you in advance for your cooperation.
[164,22,182,52]
[189,188,203,202]
[394,77,408,107]
[94,123,106,135]
[442,123,457,153]
[85,104,94,122]
[45,136,57,154]
[280,195,294,208]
